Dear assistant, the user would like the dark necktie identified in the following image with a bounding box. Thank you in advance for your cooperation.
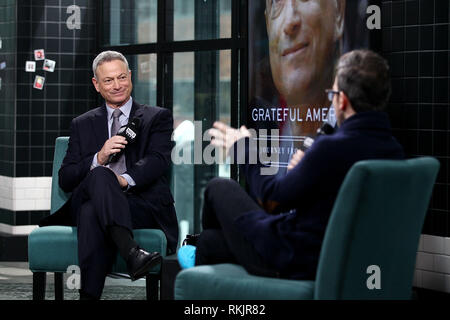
[109,109,127,175]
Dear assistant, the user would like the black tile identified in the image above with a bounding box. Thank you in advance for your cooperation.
[405,0,419,25]
[434,51,448,77]
[31,100,44,114]
[16,100,30,115]
[405,53,419,77]
[45,38,59,52]
[31,115,44,130]
[419,52,433,77]
[31,132,44,146]
[435,157,448,183]
[433,131,448,157]
[30,162,44,177]
[435,0,449,23]
[16,147,29,162]
[18,5,31,21]
[418,130,432,155]
[434,24,448,50]
[47,23,59,37]
[419,104,433,129]
[392,1,405,26]
[15,163,29,177]
[392,27,405,52]
[16,132,29,147]
[46,7,60,22]
[434,105,449,130]
[45,101,59,114]
[31,22,46,37]
[44,162,53,176]
[45,84,59,100]
[31,6,45,22]
[420,25,434,50]
[382,28,392,51]
[390,53,404,77]
[420,0,435,24]
[405,26,419,51]
[61,38,74,52]
[434,78,448,103]
[16,116,30,130]
[405,79,419,103]
[47,116,59,130]
[15,211,30,226]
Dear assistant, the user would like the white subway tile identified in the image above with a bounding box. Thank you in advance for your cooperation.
[34,199,51,210]
[413,269,422,287]
[444,238,450,256]
[418,235,424,251]
[12,188,26,200]
[13,199,35,211]
[435,255,450,275]
[24,188,46,200]
[13,178,36,189]
[422,271,446,292]
[34,177,52,188]
[416,252,434,271]
[423,235,445,254]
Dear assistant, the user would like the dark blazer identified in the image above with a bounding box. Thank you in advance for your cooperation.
[234,111,405,280]
[40,100,178,253]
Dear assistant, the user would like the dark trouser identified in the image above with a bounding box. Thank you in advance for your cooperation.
[70,167,159,299]
[196,178,278,278]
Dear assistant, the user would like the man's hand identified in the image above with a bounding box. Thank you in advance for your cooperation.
[287,149,305,172]
[208,121,252,159]
[97,136,128,165]
[116,175,128,189]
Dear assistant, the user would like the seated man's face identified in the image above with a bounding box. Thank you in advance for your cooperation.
[265,0,344,106]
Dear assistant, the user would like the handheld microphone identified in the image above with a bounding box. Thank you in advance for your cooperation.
[107,117,141,164]
[300,122,335,151]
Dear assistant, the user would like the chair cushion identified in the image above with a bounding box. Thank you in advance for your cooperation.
[28,226,167,274]
[174,264,315,300]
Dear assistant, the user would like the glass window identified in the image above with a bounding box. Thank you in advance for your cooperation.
[173,0,231,41]
[102,0,157,46]
[172,50,231,240]
[125,54,157,106]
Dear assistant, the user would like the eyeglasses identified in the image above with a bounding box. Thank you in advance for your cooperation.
[325,89,341,102]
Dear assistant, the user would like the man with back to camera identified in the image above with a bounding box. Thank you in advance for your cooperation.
[178,50,405,281]
[40,51,178,300]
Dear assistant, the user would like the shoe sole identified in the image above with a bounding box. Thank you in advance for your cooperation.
[130,254,162,281]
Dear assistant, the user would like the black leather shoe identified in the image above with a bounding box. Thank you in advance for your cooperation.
[127,247,162,281]
[182,234,200,246]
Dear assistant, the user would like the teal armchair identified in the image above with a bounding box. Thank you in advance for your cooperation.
[28,137,168,300]
[174,157,440,300]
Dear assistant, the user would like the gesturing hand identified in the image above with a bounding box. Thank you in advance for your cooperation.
[97,136,128,165]
[287,149,305,172]
[207,121,252,159]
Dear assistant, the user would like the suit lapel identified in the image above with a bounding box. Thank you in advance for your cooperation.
[126,101,145,168]
[92,104,109,150]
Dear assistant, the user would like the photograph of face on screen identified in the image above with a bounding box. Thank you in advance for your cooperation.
[248,0,371,173]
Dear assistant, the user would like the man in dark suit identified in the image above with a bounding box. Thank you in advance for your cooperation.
[41,51,178,299]
[178,50,404,280]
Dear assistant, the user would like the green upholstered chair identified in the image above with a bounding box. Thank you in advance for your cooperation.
[174,157,440,300]
[28,137,168,300]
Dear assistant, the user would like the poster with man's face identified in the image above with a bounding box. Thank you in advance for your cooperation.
[249,0,370,172]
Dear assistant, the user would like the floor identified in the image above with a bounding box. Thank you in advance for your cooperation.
[0,262,148,300]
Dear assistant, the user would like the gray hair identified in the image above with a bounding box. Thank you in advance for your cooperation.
[92,51,130,79]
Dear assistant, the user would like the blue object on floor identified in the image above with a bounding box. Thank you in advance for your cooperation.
[177,245,196,269]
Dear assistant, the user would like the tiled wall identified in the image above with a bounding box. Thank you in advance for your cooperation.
[0,0,16,177]
[15,0,97,178]
[0,0,97,227]
[381,0,450,293]
[381,0,450,237]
